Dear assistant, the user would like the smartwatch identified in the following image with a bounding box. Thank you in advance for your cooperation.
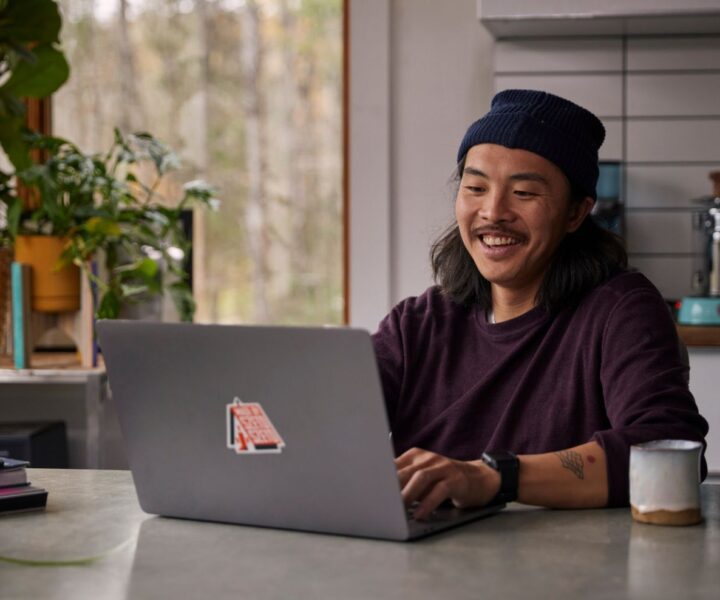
[481,451,519,504]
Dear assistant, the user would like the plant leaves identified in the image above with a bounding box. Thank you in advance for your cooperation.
[6,196,22,237]
[0,89,26,118]
[2,45,70,98]
[0,0,63,44]
[84,216,122,237]
[97,290,121,320]
[114,257,158,281]
[119,283,150,298]
[135,258,159,279]
[0,117,30,170]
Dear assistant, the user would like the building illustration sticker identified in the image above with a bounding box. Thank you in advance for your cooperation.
[227,397,286,454]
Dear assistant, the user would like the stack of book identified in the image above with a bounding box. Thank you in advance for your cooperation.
[0,458,48,514]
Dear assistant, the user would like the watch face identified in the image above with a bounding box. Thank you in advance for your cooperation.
[483,452,518,468]
[482,452,519,503]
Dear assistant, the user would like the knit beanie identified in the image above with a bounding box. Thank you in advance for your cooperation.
[456,89,606,200]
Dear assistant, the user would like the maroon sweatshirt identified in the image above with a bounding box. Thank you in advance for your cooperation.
[372,271,708,507]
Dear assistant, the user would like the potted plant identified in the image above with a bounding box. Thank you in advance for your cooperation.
[0,0,69,327]
[5,129,218,321]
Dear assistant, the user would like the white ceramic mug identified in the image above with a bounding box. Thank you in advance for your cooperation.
[629,439,703,526]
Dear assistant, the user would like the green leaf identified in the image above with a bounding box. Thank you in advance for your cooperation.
[0,117,30,170]
[136,258,159,279]
[119,283,150,298]
[84,216,122,237]
[97,290,121,320]
[0,85,38,168]
[2,45,70,98]
[0,90,26,118]
[0,0,63,44]
[6,196,22,237]
[115,257,158,281]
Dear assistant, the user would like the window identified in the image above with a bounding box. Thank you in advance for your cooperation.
[54,0,344,324]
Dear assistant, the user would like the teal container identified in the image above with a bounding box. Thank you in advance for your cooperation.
[597,161,621,200]
[677,297,720,325]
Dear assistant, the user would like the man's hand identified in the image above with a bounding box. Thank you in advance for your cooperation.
[395,448,501,520]
[396,442,608,515]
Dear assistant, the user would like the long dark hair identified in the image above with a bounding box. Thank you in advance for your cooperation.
[431,164,628,313]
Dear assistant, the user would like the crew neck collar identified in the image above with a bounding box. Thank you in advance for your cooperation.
[476,302,550,338]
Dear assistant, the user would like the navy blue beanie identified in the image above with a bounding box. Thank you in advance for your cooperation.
[456,89,606,200]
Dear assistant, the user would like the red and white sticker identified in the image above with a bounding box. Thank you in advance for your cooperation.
[226,397,286,454]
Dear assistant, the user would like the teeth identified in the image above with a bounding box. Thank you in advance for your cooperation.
[483,235,519,247]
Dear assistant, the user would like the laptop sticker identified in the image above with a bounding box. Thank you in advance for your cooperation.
[226,397,286,454]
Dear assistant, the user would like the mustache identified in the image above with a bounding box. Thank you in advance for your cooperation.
[470,225,526,239]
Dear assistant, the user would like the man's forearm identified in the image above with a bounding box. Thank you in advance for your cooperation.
[517,441,608,508]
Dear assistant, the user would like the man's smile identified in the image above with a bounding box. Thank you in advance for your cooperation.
[471,227,527,254]
[481,235,522,247]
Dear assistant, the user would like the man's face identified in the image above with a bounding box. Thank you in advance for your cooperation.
[455,144,593,301]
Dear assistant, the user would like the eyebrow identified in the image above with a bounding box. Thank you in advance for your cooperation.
[509,172,550,185]
[463,167,488,178]
[463,167,550,186]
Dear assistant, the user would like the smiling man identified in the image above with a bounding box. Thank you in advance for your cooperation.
[372,89,708,520]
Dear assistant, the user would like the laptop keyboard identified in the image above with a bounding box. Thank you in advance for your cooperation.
[406,501,454,523]
[406,499,506,524]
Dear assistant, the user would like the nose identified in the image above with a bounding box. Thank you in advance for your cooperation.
[479,188,513,224]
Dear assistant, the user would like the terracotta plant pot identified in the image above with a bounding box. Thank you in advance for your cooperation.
[13,235,81,313]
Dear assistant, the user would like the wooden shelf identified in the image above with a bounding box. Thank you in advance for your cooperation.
[677,325,720,347]
[0,352,105,382]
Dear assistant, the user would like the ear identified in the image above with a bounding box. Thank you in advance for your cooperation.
[566,197,594,233]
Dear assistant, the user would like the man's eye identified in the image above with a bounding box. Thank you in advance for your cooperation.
[465,186,485,194]
[514,190,537,198]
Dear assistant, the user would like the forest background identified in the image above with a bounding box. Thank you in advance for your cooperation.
[54,0,343,325]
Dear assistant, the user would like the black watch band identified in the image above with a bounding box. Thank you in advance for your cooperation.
[481,451,519,504]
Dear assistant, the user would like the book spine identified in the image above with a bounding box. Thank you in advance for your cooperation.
[11,262,31,369]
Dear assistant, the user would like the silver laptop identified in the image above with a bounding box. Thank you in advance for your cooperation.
[96,321,504,541]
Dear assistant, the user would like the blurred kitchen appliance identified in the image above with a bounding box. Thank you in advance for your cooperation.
[678,172,720,325]
[591,161,624,237]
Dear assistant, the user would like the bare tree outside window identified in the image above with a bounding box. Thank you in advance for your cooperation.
[54,0,343,325]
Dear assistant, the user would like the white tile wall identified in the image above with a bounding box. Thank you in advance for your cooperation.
[625,211,696,254]
[627,36,720,70]
[626,166,716,208]
[627,120,720,163]
[627,74,720,117]
[628,256,697,299]
[495,38,623,72]
[600,120,624,161]
[494,74,623,118]
[493,35,720,299]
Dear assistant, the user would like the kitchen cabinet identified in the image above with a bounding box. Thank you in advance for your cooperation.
[689,348,720,474]
[479,0,720,37]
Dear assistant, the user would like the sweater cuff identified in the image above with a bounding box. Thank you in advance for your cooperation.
[592,430,630,508]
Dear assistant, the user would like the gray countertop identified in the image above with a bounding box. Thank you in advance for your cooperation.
[0,469,718,600]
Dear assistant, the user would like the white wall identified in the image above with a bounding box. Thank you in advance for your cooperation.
[349,0,494,331]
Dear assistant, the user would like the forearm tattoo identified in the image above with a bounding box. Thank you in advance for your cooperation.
[555,450,584,480]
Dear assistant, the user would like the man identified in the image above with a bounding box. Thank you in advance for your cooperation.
[372,89,708,520]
